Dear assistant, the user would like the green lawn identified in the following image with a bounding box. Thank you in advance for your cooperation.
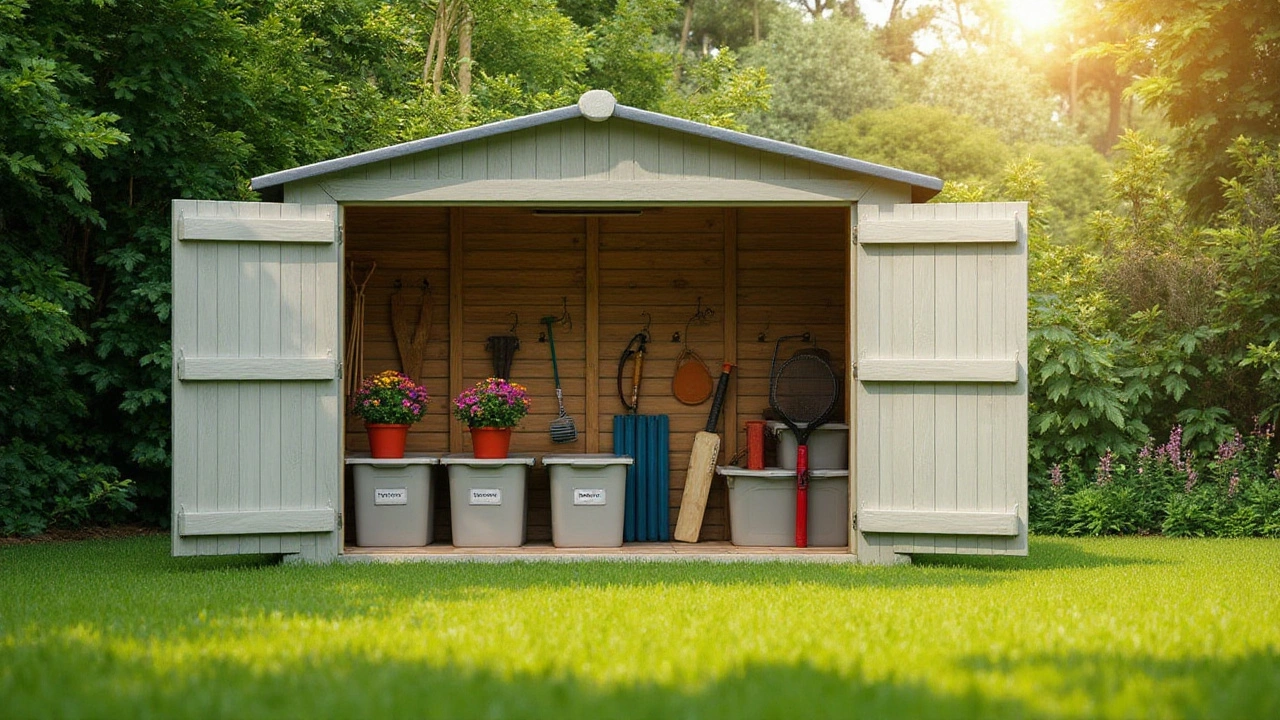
[1,537,1277,719]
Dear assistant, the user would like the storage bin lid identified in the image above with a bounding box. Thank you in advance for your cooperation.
[345,452,439,465]
[440,453,536,466]
[765,421,849,432]
[716,466,849,479]
[542,453,634,467]
[716,466,792,478]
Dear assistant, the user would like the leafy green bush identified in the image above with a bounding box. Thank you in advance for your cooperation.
[1032,424,1280,537]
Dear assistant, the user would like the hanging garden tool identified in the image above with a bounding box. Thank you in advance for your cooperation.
[541,300,577,444]
[344,261,375,397]
[391,278,432,382]
[617,314,650,413]
[672,301,715,405]
[486,312,521,379]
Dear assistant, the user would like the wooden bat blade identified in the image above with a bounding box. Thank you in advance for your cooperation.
[674,431,721,542]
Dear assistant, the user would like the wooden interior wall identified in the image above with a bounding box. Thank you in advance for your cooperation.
[342,205,848,545]
[597,208,729,538]
[734,208,849,455]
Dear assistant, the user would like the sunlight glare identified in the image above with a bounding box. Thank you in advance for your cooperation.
[1006,0,1061,33]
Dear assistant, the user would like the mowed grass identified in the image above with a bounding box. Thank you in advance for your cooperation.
[1,538,1278,719]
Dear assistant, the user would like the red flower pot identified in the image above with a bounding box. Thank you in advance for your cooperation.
[470,427,513,459]
[366,423,410,458]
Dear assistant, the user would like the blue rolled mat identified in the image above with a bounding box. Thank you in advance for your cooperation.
[614,414,670,542]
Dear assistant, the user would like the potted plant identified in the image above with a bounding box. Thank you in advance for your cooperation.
[351,371,430,458]
[453,378,531,459]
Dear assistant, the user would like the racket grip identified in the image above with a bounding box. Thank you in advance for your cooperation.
[796,445,809,548]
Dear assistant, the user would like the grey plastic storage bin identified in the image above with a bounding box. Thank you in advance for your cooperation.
[346,454,439,547]
[767,421,850,471]
[543,454,634,548]
[718,466,849,547]
[441,454,535,547]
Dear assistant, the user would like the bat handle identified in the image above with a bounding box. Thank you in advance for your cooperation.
[704,363,734,433]
[795,445,809,548]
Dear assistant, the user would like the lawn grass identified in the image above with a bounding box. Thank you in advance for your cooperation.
[1,537,1277,719]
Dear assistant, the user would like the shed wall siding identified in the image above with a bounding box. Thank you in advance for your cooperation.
[286,119,883,205]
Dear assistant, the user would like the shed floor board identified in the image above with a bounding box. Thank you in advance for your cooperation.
[341,541,856,563]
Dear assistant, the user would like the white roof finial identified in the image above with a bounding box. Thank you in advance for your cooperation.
[578,90,617,122]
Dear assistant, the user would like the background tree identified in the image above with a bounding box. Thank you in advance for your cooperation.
[740,14,894,144]
[1103,0,1280,215]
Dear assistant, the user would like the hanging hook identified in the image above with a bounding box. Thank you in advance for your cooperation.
[507,312,520,336]
[757,316,771,343]
[640,311,652,338]
[677,297,715,346]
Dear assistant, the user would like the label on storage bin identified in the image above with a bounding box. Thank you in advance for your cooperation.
[374,488,407,505]
[573,489,606,506]
[469,488,502,505]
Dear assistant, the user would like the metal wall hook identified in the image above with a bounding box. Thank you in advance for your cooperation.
[677,297,714,346]
[757,318,771,343]
[507,312,520,335]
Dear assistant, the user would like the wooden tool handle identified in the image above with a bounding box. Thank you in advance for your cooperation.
[630,351,645,411]
[704,363,733,433]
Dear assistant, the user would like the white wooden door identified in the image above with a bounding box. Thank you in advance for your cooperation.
[171,200,342,561]
[854,203,1028,564]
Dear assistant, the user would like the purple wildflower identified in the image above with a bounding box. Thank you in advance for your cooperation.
[1228,470,1240,499]
[1096,450,1114,486]
[1185,468,1198,493]
[1050,464,1064,489]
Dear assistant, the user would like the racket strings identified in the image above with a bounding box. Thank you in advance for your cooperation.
[771,355,839,425]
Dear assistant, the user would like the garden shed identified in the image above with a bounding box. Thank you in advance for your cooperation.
[170,90,1028,564]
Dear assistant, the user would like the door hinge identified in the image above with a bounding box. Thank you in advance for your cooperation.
[335,510,343,530]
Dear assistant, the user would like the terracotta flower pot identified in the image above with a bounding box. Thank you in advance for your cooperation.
[470,426,513,459]
[366,423,410,458]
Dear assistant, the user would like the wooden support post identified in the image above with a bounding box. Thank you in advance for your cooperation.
[722,208,738,460]
[449,207,464,453]
[585,218,600,452]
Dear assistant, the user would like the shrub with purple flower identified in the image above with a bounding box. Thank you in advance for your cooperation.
[453,378,531,428]
[350,371,430,425]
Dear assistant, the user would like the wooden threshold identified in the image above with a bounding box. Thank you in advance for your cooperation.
[340,541,856,564]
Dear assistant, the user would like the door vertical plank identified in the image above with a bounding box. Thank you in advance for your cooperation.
[236,203,262,555]
[171,202,199,556]
[934,212,960,555]
[954,204,980,555]
[195,201,220,556]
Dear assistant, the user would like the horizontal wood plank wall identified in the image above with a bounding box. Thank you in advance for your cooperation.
[459,208,589,541]
[341,207,451,543]
[598,208,728,539]
[734,207,850,456]
[343,205,848,546]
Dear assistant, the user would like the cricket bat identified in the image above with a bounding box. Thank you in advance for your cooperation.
[674,363,734,543]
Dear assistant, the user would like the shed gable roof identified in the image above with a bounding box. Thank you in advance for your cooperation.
[250,93,944,201]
